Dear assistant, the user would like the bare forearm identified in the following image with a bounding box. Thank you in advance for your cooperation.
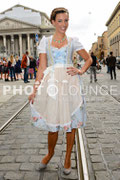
[79,57,92,74]
[33,67,46,93]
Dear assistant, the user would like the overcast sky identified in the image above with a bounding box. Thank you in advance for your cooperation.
[0,0,119,51]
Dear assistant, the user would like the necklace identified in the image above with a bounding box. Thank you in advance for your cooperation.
[53,35,66,44]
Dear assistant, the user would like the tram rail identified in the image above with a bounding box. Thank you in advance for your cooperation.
[0,100,29,133]
[0,82,119,179]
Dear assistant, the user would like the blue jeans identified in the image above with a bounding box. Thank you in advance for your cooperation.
[10,67,16,80]
[24,66,29,82]
[107,66,110,73]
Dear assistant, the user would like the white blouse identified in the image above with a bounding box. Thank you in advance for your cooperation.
[37,36,84,54]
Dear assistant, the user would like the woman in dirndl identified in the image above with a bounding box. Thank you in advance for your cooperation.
[29,7,92,175]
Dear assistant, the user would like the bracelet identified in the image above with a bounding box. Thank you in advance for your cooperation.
[34,80,40,90]
[34,80,40,85]
[78,69,84,75]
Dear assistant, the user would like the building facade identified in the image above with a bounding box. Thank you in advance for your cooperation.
[90,31,108,59]
[0,4,55,58]
[106,2,120,56]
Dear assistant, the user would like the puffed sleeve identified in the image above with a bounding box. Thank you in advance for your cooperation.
[72,37,84,52]
[37,36,47,54]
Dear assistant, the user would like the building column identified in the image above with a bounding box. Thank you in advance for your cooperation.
[27,34,31,55]
[3,35,6,49]
[11,35,14,55]
[19,34,22,57]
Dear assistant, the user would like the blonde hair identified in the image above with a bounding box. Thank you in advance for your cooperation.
[15,56,19,61]
[50,7,69,23]
[10,55,14,64]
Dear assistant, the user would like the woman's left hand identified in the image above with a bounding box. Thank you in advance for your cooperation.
[67,67,84,76]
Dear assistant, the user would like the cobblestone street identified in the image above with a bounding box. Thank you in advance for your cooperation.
[0,65,120,180]
[82,66,120,180]
[0,80,78,180]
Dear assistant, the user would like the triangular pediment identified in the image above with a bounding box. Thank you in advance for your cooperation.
[0,17,39,30]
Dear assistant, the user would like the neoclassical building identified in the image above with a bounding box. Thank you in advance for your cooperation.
[106,2,120,56]
[0,4,55,58]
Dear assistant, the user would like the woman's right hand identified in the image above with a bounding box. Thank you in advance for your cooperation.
[28,92,36,104]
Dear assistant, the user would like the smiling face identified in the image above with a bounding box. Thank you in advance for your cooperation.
[52,13,69,34]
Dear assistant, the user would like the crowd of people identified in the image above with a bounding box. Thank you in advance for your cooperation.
[0,53,39,82]
[89,51,117,83]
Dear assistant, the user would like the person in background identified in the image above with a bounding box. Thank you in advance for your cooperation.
[36,57,40,70]
[28,57,35,79]
[3,57,9,81]
[15,56,22,80]
[106,55,110,73]
[90,52,99,83]
[103,58,105,67]
[21,51,30,83]
[0,57,3,80]
[8,55,16,81]
[108,51,116,80]
[33,58,37,79]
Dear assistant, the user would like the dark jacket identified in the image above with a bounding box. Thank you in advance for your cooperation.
[91,55,97,66]
[108,56,116,67]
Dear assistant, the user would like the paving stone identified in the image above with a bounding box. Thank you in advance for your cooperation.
[104,155,120,162]
[29,155,41,163]
[50,156,61,163]
[108,161,120,170]
[43,172,58,180]
[45,163,59,171]
[84,130,96,134]
[0,156,15,163]
[0,144,11,149]
[2,139,15,145]
[21,143,45,149]
[113,148,120,154]
[14,139,28,144]
[91,155,103,163]
[0,172,4,180]
[0,150,9,156]
[16,155,29,163]
[95,171,112,180]
[24,172,40,180]
[87,138,97,143]
[4,171,24,180]
[102,147,112,154]
[39,149,48,155]
[105,129,116,134]
[25,149,38,155]
[112,171,120,180]
[99,138,117,144]
[88,143,99,149]
[89,149,101,155]
[20,163,35,171]
[40,136,48,143]
[54,149,62,156]
[10,149,25,155]
[92,163,106,171]
[0,163,20,171]
[86,134,98,138]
